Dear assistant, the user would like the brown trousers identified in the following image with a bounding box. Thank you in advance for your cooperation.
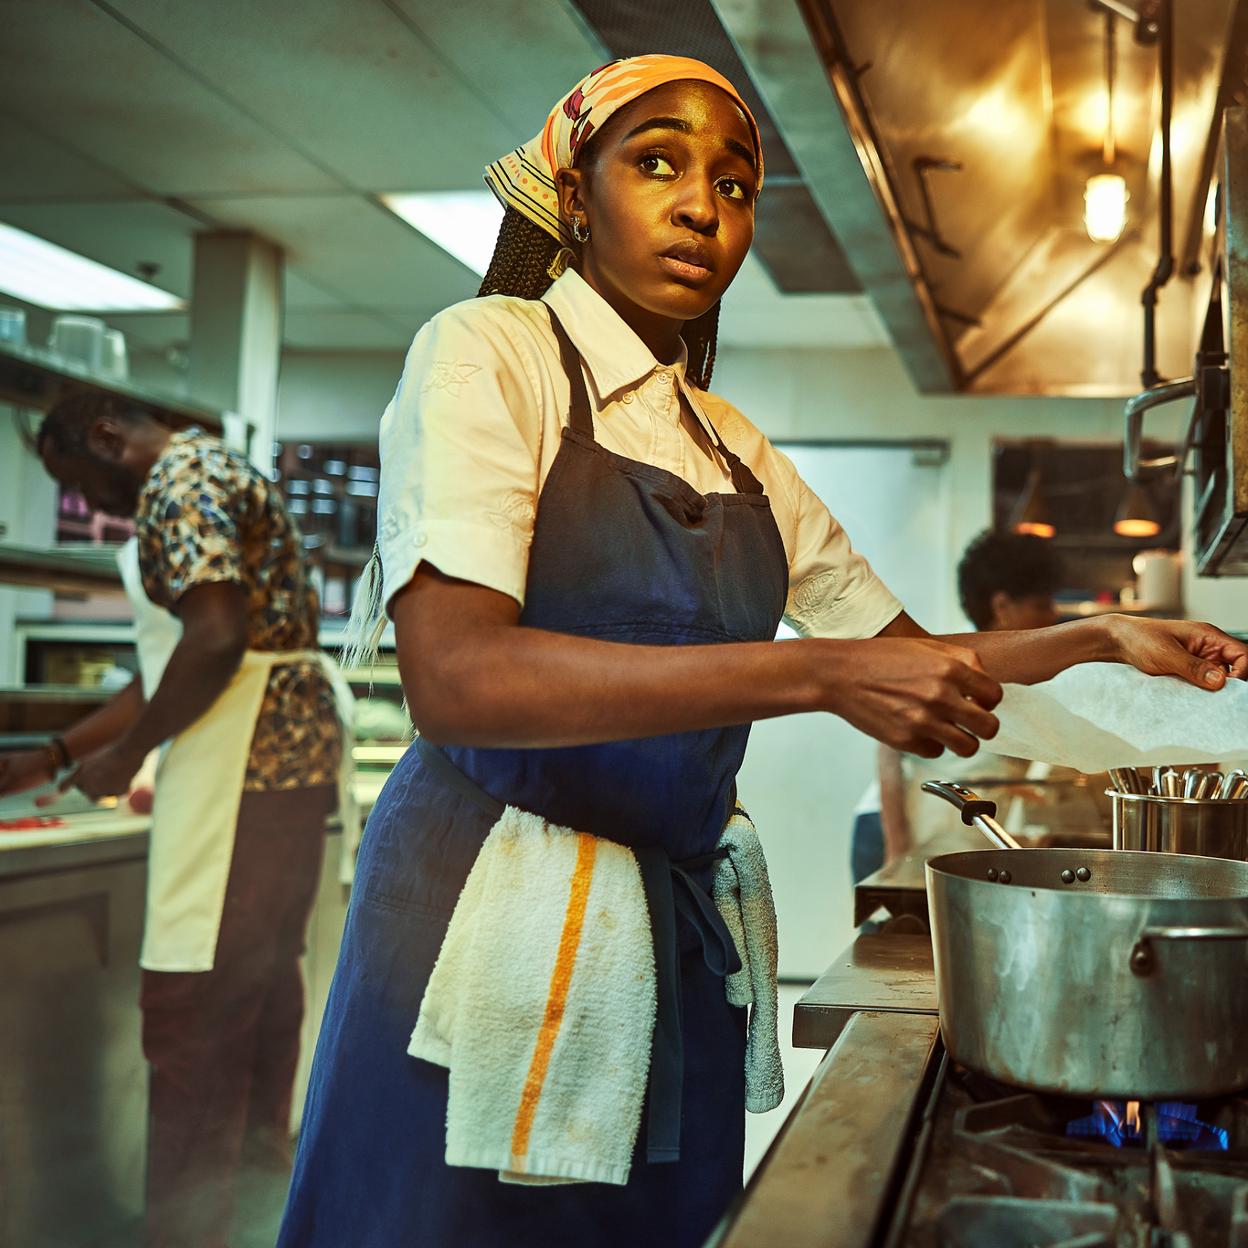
[140,786,333,1248]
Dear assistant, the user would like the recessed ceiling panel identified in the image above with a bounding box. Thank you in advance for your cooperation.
[0,116,136,203]
[0,0,337,196]
[104,0,516,191]
[396,0,607,150]
[182,193,478,311]
[720,254,886,347]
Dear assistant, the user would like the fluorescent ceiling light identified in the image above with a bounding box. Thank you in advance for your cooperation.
[381,191,505,277]
[0,222,185,312]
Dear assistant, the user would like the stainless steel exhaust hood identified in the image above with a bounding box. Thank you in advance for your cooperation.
[716,0,1244,397]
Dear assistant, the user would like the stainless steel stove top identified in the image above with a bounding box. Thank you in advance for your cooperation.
[721,928,1248,1248]
[887,1051,1248,1248]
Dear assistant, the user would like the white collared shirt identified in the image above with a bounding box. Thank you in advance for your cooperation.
[377,269,902,639]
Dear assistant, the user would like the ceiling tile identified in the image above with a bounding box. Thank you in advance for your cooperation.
[0,114,136,202]
[284,269,346,312]
[104,0,519,191]
[183,193,478,311]
[393,1,606,150]
[0,0,337,196]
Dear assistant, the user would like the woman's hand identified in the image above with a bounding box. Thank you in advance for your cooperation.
[821,638,1003,758]
[1103,616,1248,689]
[0,749,55,798]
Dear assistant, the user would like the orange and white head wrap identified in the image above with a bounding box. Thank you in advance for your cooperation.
[484,54,764,248]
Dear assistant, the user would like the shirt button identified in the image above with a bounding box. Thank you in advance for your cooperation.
[415,530,428,548]
[622,392,634,404]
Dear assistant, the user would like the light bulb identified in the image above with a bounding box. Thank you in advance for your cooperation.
[1084,173,1128,243]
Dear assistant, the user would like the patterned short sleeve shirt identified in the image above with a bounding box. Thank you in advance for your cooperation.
[136,429,341,792]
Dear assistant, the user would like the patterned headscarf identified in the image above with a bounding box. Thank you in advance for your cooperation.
[484,55,764,248]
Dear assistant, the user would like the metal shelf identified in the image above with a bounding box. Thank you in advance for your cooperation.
[0,684,112,704]
[0,339,225,435]
[0,543,122,594]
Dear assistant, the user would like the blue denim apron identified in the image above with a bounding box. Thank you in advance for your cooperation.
[278,307,788,1248]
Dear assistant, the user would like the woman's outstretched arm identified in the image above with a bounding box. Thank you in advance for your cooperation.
[394,566,1002,758]
[880,611,1248,690]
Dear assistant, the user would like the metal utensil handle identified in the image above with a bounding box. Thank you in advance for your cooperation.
[920,780,1022,850]
[1129,923,1248,975]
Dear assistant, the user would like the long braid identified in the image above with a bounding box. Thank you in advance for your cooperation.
[681,299,720,391]
[477,208,563,300]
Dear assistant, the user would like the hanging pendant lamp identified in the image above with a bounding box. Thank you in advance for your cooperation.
[1113,479,1162,537]
[1012,468,1055,539]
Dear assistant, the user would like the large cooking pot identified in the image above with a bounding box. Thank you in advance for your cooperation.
[923,781,1248,1100]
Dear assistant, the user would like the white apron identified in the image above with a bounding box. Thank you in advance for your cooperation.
[116,539,360,974]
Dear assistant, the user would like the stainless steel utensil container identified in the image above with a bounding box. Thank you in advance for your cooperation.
[1111,790,1248,860]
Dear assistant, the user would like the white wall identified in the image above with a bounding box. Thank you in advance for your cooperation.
[715,346,1185,630]
[274,352,404,443]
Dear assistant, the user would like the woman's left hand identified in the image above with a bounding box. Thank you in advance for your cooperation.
[1105,616,1248,689]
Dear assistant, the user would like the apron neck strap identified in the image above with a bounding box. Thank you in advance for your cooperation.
[546,306,596,439]
[545,303,765,496]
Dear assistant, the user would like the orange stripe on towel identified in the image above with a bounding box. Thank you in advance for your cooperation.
[510,831,598,1165]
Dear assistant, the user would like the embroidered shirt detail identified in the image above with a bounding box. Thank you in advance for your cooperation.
[488,490,537,536]
[422,361,481,396]
[791,570,841,616]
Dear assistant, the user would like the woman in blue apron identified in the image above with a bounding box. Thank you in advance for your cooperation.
[279,54,1248,1248]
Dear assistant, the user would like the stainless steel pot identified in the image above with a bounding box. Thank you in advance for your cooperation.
[1111,789,1248,860]
[923,781,1248,1099]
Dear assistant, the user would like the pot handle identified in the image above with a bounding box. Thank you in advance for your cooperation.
[920,780,1021,850]
[1129,924,1248,975]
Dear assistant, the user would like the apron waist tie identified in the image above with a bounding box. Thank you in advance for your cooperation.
[413,736,740,1166]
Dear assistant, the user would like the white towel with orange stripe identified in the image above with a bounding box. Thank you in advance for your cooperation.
[408,806,656,1186]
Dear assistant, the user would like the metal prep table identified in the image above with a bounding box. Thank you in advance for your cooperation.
[0,807,359,1248]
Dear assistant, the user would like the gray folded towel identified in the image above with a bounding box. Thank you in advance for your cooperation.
[714,805,784,1112]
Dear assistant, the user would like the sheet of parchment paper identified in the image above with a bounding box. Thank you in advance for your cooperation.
[989,663,1248,772]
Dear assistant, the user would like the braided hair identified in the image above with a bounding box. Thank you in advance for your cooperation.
[476,206,722,391]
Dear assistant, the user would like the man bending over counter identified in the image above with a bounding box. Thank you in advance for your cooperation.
[0,392,350,1248]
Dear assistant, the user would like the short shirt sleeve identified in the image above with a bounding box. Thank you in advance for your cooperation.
[770,447,904,640]
[377,301,543,615]
[137,446,247,612]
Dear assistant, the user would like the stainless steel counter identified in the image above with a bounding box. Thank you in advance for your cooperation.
[0,820,150,878]
[1,809,359,1247]
[792,933,936,1050]
[712,1011,941,1248]
[1,821,150,1247]
[715,925,944,1246]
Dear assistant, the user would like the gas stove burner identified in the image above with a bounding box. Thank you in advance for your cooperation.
[1066,1100,1230,1151]
[887,1066,1248,1247]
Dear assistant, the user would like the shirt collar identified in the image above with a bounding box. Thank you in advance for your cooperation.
[542,268,689,400]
